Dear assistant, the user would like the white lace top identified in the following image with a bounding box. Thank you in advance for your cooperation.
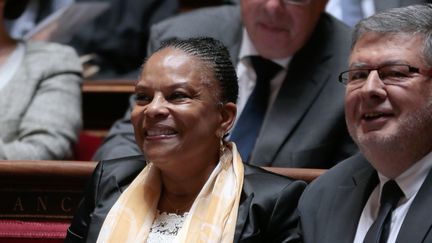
[146,211,189,243]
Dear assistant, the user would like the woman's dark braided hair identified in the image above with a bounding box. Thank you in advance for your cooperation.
[157,37,239,104]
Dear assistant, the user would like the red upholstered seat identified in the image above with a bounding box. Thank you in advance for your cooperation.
[75,131,104,161]
[0,220,69,243]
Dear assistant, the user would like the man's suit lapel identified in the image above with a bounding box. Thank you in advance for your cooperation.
[249,15,333,165]
[250,60,330,165]
[329,168,377,242]
[325,159,378,242]
[396,168,432,243]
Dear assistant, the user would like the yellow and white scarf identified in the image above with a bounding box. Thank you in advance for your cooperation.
[96,142,244,243]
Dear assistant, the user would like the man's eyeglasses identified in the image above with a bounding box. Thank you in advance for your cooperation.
[281,0,311,5]
[338,64,422,86]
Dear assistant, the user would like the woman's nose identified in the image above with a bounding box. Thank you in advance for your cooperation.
[145,94,169,118]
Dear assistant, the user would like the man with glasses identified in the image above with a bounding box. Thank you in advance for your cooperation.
[94,0,358,169]
[299,4,432,243]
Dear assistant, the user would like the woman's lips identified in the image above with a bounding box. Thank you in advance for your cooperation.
[145,128,178,139]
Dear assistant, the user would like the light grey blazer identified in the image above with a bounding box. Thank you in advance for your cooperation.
[0,41,82,160]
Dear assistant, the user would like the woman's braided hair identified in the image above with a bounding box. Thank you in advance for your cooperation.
[156,37,239,104]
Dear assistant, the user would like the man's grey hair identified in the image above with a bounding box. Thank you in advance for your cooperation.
[352,4,432,67]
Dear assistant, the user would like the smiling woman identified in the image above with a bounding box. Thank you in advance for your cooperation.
[132,45,231,169]
[65,37,306,243]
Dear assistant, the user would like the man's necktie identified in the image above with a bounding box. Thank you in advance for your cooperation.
[363,180,404,243]
[341,0,364,27]
[230,56,281,161]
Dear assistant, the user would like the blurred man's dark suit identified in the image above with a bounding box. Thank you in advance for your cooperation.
[93,5,358,169]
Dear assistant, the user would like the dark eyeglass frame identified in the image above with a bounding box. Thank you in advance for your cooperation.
[281,0,312,5]
[338,64,421,86]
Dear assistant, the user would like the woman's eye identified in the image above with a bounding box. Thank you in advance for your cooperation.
[169,92,190,101]
[135,94,151,102]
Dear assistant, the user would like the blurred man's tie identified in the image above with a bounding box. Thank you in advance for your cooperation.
[231,56,281,161]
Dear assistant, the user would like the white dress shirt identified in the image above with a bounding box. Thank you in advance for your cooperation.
[353,151,432,243]
[234,29,291,128]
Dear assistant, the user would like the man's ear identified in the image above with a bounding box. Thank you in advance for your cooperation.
[219,102,237,138]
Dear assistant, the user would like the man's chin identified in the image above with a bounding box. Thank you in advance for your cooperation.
[253,36,295,58]
[356,131,399,152]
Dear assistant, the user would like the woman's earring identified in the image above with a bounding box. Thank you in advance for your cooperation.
[220,139,225,156]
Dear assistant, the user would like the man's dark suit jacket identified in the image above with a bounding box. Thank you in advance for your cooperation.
[298,153,432,243]
[93,5,358,169]
[65,155,306,243]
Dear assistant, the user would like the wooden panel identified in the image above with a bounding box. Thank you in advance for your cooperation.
[82,79,135,93]
[263,167,326,183]
[0,160,97,221]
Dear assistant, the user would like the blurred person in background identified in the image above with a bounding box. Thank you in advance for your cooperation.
[68,0,179,79]
[0,0,82,160]
[5,0,179,79]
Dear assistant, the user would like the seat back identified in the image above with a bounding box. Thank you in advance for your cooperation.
[0,160,97,242]
[262,167,326,183]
